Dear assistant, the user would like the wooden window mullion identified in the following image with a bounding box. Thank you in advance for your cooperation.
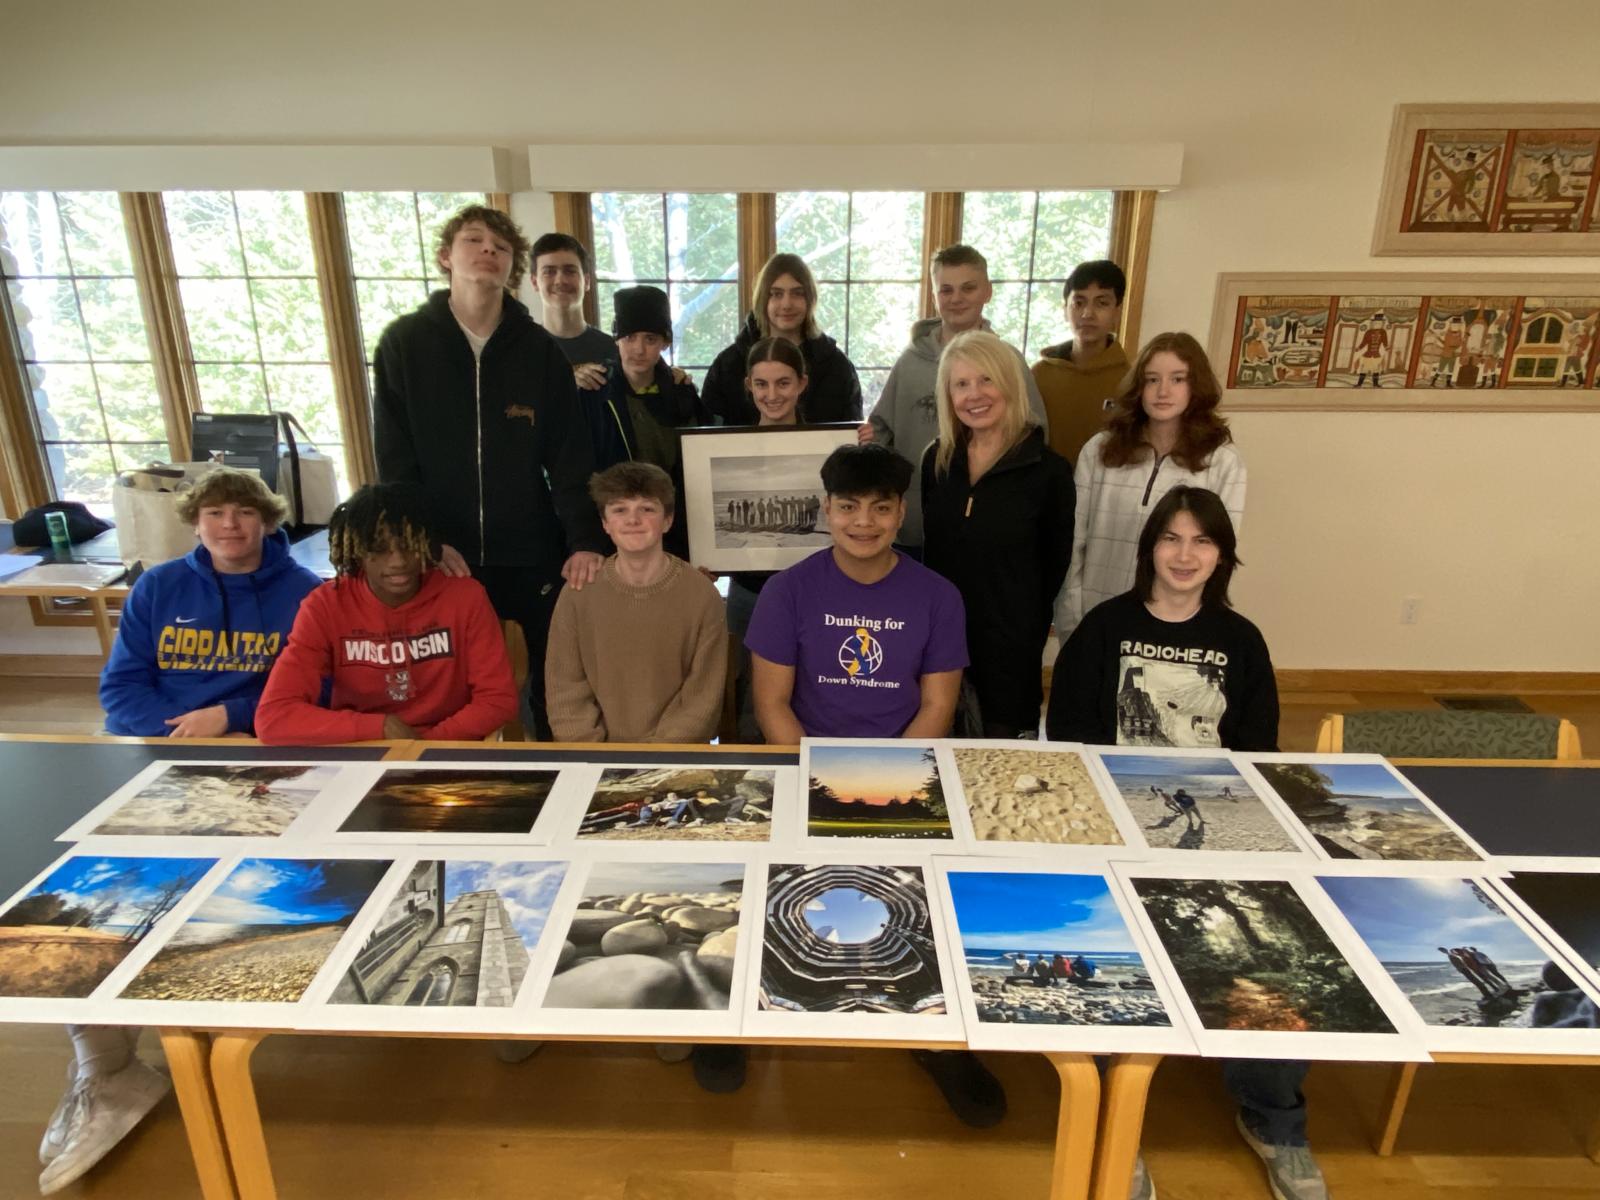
[551,193,599,327]
[0,309,49,515]
[306,193,377,488]
[121,191,201,461]
[919,193,963,319]
[737,193,777,319]
[1109,190,1158,355]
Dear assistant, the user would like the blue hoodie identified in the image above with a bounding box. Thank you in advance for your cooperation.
[100,529,322,736]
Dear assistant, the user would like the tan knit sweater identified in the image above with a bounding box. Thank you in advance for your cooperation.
[544,554,728,743]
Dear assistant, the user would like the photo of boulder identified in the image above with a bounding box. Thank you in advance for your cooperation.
[577,767,775,842]
[1252,760,1478,862]
[542,862,743,1010]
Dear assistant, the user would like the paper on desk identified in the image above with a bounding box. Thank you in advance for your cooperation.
[0,554,43,581]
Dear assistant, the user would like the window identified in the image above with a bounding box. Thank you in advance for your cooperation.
[0,191,163,511]
[342,191,486,364]
[406,959,457,1006]
[775,192,924,406]
[590,192,738,386]
[442,917,473,944]
[960,191,1115,361]
[163,191,346,489]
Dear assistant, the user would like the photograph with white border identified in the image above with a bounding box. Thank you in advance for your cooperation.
[1485,867,1600,999]
[798,738,974,850]
[935,741,1139,855]
[556,761,799,849]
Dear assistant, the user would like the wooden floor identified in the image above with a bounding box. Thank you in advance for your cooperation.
[1,676,1597,1197]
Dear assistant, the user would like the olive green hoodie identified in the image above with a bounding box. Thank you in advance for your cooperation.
[1032,336,1130,467]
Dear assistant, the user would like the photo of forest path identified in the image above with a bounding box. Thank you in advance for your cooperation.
[807,744,952,839]
[1131,877,1395,1033]
[1253,761,1477,861]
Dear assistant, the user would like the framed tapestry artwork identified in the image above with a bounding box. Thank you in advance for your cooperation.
[1372,104,1600,256]
[679,423,858,572]
[1209,273,1600,412]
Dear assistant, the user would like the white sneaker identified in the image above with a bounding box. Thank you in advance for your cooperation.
[38,1059,170,1194]
[724,817,746,825]
[39,1061,80,1165]
[1235,1113,1330,1200]
[1128,1152,1155,1200]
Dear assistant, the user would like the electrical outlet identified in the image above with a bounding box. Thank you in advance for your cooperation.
[1400,597,1421,625]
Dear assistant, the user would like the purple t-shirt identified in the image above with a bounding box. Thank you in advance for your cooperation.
[745,548,968,737]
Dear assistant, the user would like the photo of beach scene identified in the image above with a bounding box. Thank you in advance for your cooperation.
[1252,760,1479,861]
[331,860,567,1008]
[946,871,1171,1027]
[1131,876,1396,1034]
[950,747,1123,845]
[577,767,775,842]
[710,454,830,551]
[807,744,952,840]
[1099,754,1300,853]
[89,764,341,838]
[338,769,558,836]
[543,861,742,1010]
[0,855,214,998]
[121,858,390,1003]
[1320,875,1593,1028]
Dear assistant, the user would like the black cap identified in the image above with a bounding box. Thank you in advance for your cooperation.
[612,285,672,340]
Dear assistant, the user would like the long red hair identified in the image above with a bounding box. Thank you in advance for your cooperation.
[1099,332,1231,471]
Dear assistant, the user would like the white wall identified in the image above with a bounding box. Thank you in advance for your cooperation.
[3,0,1598,669]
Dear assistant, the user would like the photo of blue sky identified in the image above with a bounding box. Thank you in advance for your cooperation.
[1101,755,1246,782]
[4,856,216,934]
[946,872,1139,954]
[1319,876,1546,964]
[185,858,390,929]
[805,888,889,943]
[445,860,566,948]
[1294,764,1419,811]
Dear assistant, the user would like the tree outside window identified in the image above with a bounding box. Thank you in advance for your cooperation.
[775,192,924,408]
[961,191,1115,362]
[589,193,738,389]
[0,191,163,512]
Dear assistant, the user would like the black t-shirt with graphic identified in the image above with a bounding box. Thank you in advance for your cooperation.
[1046,591,1279,752]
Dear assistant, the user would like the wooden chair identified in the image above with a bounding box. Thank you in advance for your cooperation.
[1315,711,1582,759]
[497,619,529,742]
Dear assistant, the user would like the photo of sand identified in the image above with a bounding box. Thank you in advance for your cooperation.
[1100,754,1301,853]
[950,747,1122,845]
[89,764,341,838]
[577,767,774,843]
[121,857,390,1003]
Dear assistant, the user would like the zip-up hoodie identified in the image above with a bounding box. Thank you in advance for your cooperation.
[1032,336,1130,467]
[99,529,321,736]
[699,314,864,426]
[373,290,607,574]
[254,569,518,745]
[868,317,1050,547]
[920,426,1074,730]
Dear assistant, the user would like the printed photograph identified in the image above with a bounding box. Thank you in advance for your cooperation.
[1130,876,1395,1034]
[1503,872,1600,975]
[760,863,945,1015]
[1252,760,1478,861]
[577,767,775,842]
[709,454,829,551]
[1099,754,1300,853]
[951,747,1123,846]
[331,860,567,1008]
[89,764,341,838]
[543,861,742,1011]
[946,871,1171,1027]
[338,769,558,836]
[121,858,390,1003]
[807,744,952,840]
[0,855,214,998]
[1321,875,1595,1029]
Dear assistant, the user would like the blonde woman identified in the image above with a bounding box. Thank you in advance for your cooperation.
[920,330,1073,738]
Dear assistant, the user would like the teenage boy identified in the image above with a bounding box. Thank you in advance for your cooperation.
[255,484,518,744]
[544,462,726,743]
[865,245,1048,550]
[1032,259,1130,465]
[373,204,607,738]
[530,232,615,386]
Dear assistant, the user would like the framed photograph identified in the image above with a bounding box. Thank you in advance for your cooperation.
[679,423,858,572]
[1372,104,1600,256]
[1209,272,1600,413]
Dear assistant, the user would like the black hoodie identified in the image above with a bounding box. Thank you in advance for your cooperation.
[699,314,864,425]
[374,291,607,574]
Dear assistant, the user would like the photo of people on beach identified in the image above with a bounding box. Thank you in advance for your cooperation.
[949,746,1124,846]
[709,454,830,551]
[576,767,775,843]
[1097,753,1300,853]
[805,743,953,840]
[945,870,1171,1027]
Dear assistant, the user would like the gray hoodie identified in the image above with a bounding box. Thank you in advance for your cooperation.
[866,316,1049,547]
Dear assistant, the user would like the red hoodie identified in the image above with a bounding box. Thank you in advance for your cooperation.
[255,570,517,744]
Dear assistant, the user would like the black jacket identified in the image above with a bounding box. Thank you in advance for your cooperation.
[700,314,864,425]
[587,361,709,559]
[373,291,607,575]
[921,426,1074,730]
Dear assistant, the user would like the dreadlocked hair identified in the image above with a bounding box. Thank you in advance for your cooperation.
[328,484,439,577]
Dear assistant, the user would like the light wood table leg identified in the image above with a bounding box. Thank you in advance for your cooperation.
[1374,1061,1417,1156]
[1091,1054,1163,1200]
[158,1030,238,1200]
[1585,1104,1600,1164]
[210,1033,276,1200]
[1044,1052,1101,1200]
[89,595,115,658]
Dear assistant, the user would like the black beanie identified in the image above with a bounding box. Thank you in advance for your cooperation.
[612,285,672,340]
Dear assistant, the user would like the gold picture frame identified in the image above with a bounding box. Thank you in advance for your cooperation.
[1209,272,1600,412]
[1372,103,1600,256]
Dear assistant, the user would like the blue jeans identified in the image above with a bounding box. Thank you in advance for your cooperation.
[1224,1058,1309,1147]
